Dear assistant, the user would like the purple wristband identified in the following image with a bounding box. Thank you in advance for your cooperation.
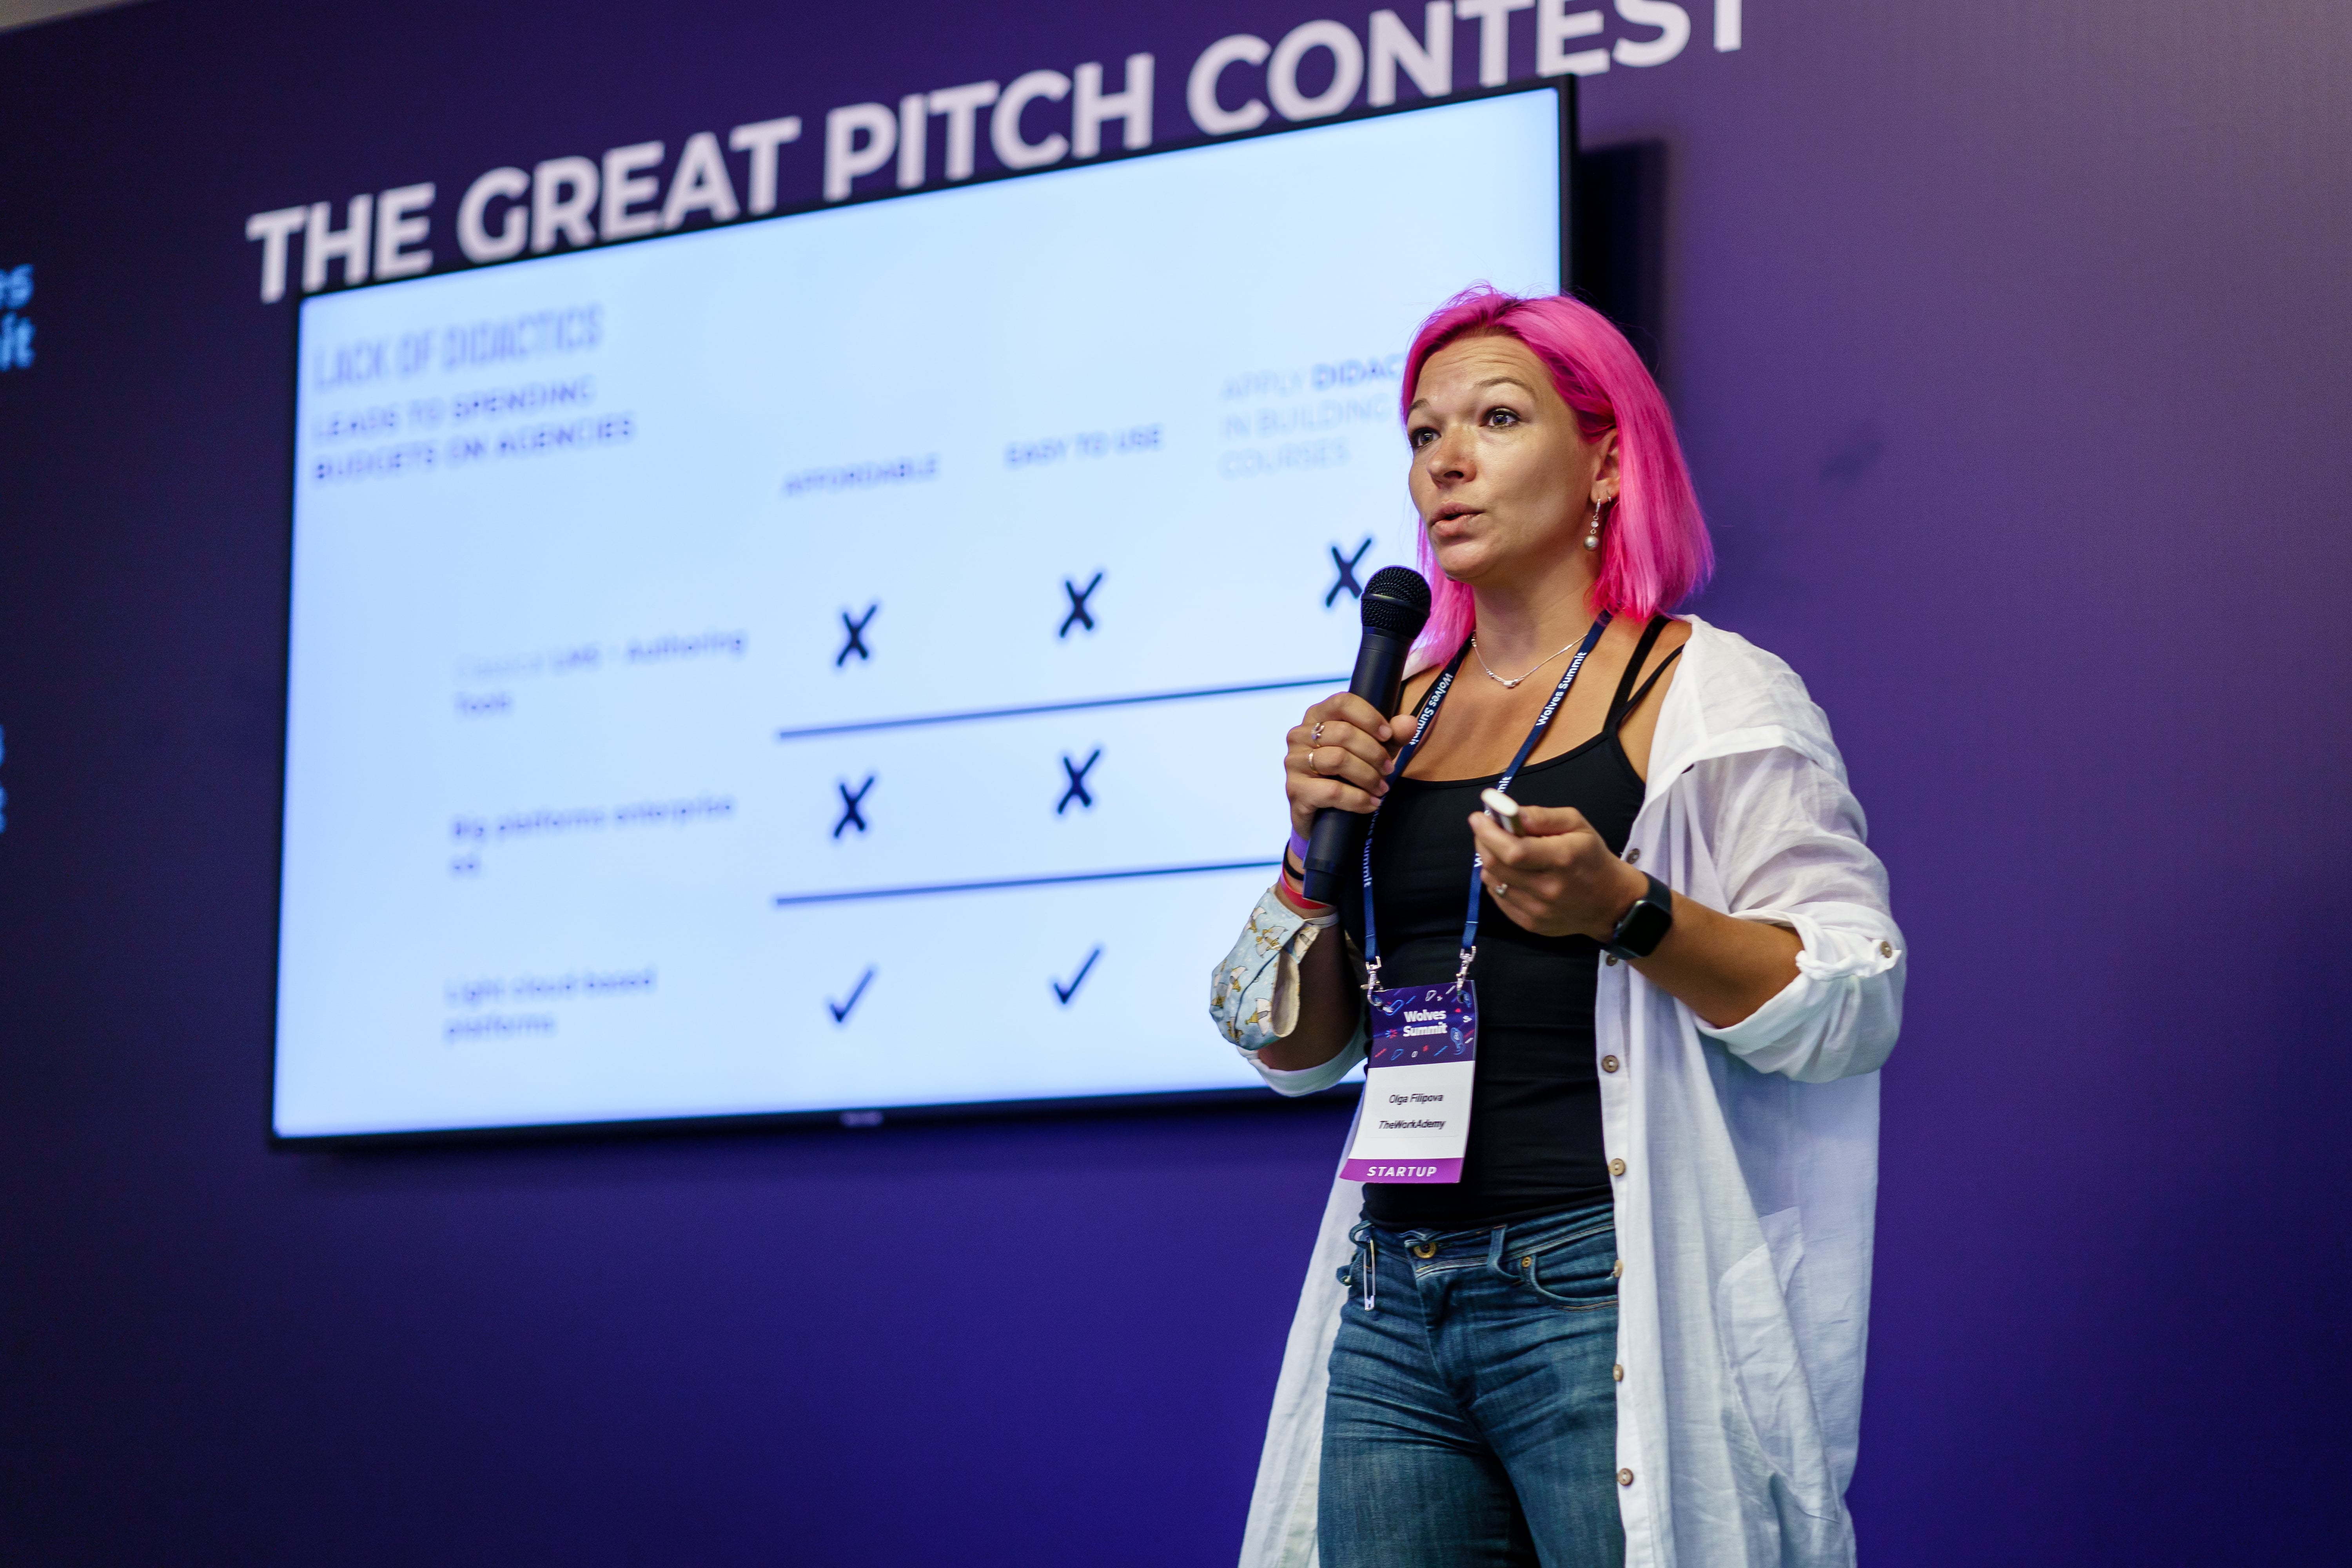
[1286,828,1311,866]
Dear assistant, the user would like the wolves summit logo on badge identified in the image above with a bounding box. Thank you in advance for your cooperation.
[1369,996,1472,1066]
[0,266,33,372]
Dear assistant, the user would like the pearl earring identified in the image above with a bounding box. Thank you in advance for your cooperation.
[1583,502,1603,552]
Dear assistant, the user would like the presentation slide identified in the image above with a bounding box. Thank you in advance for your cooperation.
[274,88,1562,1136]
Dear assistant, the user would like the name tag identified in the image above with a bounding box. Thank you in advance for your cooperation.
[1341,981,1475,1184]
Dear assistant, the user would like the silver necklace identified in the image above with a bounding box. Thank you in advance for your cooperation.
[1470,631,1587,690]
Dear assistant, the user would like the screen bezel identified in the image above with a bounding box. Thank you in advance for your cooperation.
[268,78,1579,1148]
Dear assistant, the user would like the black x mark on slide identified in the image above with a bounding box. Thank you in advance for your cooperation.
[1052,947,1102,1006]
[836,603,878,666]
[1056,748,1101,814]
[833,774,876,837]
[828,966,876,1024]
[1060,571,1103,638]
[1326,537,1374,608]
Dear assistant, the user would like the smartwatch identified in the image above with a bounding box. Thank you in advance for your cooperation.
[1603,872,1675,962]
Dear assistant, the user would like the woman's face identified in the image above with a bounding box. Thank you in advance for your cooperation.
[1406,332,1617,589]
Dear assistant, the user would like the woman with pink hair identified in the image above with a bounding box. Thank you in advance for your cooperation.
[1212,289,1905,1568]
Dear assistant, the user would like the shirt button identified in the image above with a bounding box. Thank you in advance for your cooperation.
[1602,1054,1620,1073]
[1612,1363,1625,1381]
[1617,1468,1635,1486]
[1625,848,1642,866]
[1608,1158,1627,1177]
[1604,954,1619,967]
[1879,940,1895,958]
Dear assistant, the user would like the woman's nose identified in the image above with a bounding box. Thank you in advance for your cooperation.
[1425,429,1472,481]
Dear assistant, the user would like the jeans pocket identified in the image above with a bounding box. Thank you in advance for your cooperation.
[1506,1225,1617,1311]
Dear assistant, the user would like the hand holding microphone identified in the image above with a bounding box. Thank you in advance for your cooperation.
[1285,695,1397,825]
[1281,566,1432,906]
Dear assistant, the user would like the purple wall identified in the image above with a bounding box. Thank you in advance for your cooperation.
[4,1,2349,1560]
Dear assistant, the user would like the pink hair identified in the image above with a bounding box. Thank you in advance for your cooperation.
[1400,287,1712,665]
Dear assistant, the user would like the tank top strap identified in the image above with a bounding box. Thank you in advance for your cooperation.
[1604,615,1673,733]
[1619,646,1683,726]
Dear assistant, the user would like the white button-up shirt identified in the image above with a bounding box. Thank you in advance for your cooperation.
[1210,617,1904,1568]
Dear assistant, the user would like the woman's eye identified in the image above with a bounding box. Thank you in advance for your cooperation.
[1483,407,1520,427]
[1409,426,1437,448]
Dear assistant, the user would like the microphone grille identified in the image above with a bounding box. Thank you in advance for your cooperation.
[1359,565,1432,639]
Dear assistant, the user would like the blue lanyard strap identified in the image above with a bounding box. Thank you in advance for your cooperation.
[1361,612,1612,992]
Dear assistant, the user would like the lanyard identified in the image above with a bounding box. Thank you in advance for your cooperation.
[1361,612,1612,993]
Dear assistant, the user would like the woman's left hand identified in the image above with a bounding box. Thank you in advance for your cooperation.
[1467,804,1648,941]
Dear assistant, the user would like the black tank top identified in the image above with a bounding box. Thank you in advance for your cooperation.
[1339,616,1681,1229]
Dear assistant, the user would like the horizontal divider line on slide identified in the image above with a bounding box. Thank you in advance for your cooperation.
[771,859,1281,907]
[772,676,1348,742]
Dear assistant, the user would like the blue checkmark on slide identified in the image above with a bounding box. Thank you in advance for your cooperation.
[1052,947,1102,1006]
[828,966,876,1024]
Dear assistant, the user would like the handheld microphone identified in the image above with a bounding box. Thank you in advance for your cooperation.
[1301,565,1432,904]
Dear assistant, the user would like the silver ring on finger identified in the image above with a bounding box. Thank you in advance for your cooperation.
[1310,720,1326,747]
[1493,882,1510,900]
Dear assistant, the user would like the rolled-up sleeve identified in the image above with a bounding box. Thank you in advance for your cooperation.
[1209,886,1367,1096]
[1685,746,1905,1082]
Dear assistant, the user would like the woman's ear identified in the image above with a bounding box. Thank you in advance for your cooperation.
[1593,428,1624,505]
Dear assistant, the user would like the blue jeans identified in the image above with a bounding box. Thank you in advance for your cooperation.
[1320,1199,1625,1568]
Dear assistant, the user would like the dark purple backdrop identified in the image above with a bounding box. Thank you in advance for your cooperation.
[4,1,2349,1561]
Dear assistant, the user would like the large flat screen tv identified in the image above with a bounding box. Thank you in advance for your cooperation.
[274,84,1569,1139]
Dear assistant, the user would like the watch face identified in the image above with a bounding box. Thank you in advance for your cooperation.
[1617,896,1673,959]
